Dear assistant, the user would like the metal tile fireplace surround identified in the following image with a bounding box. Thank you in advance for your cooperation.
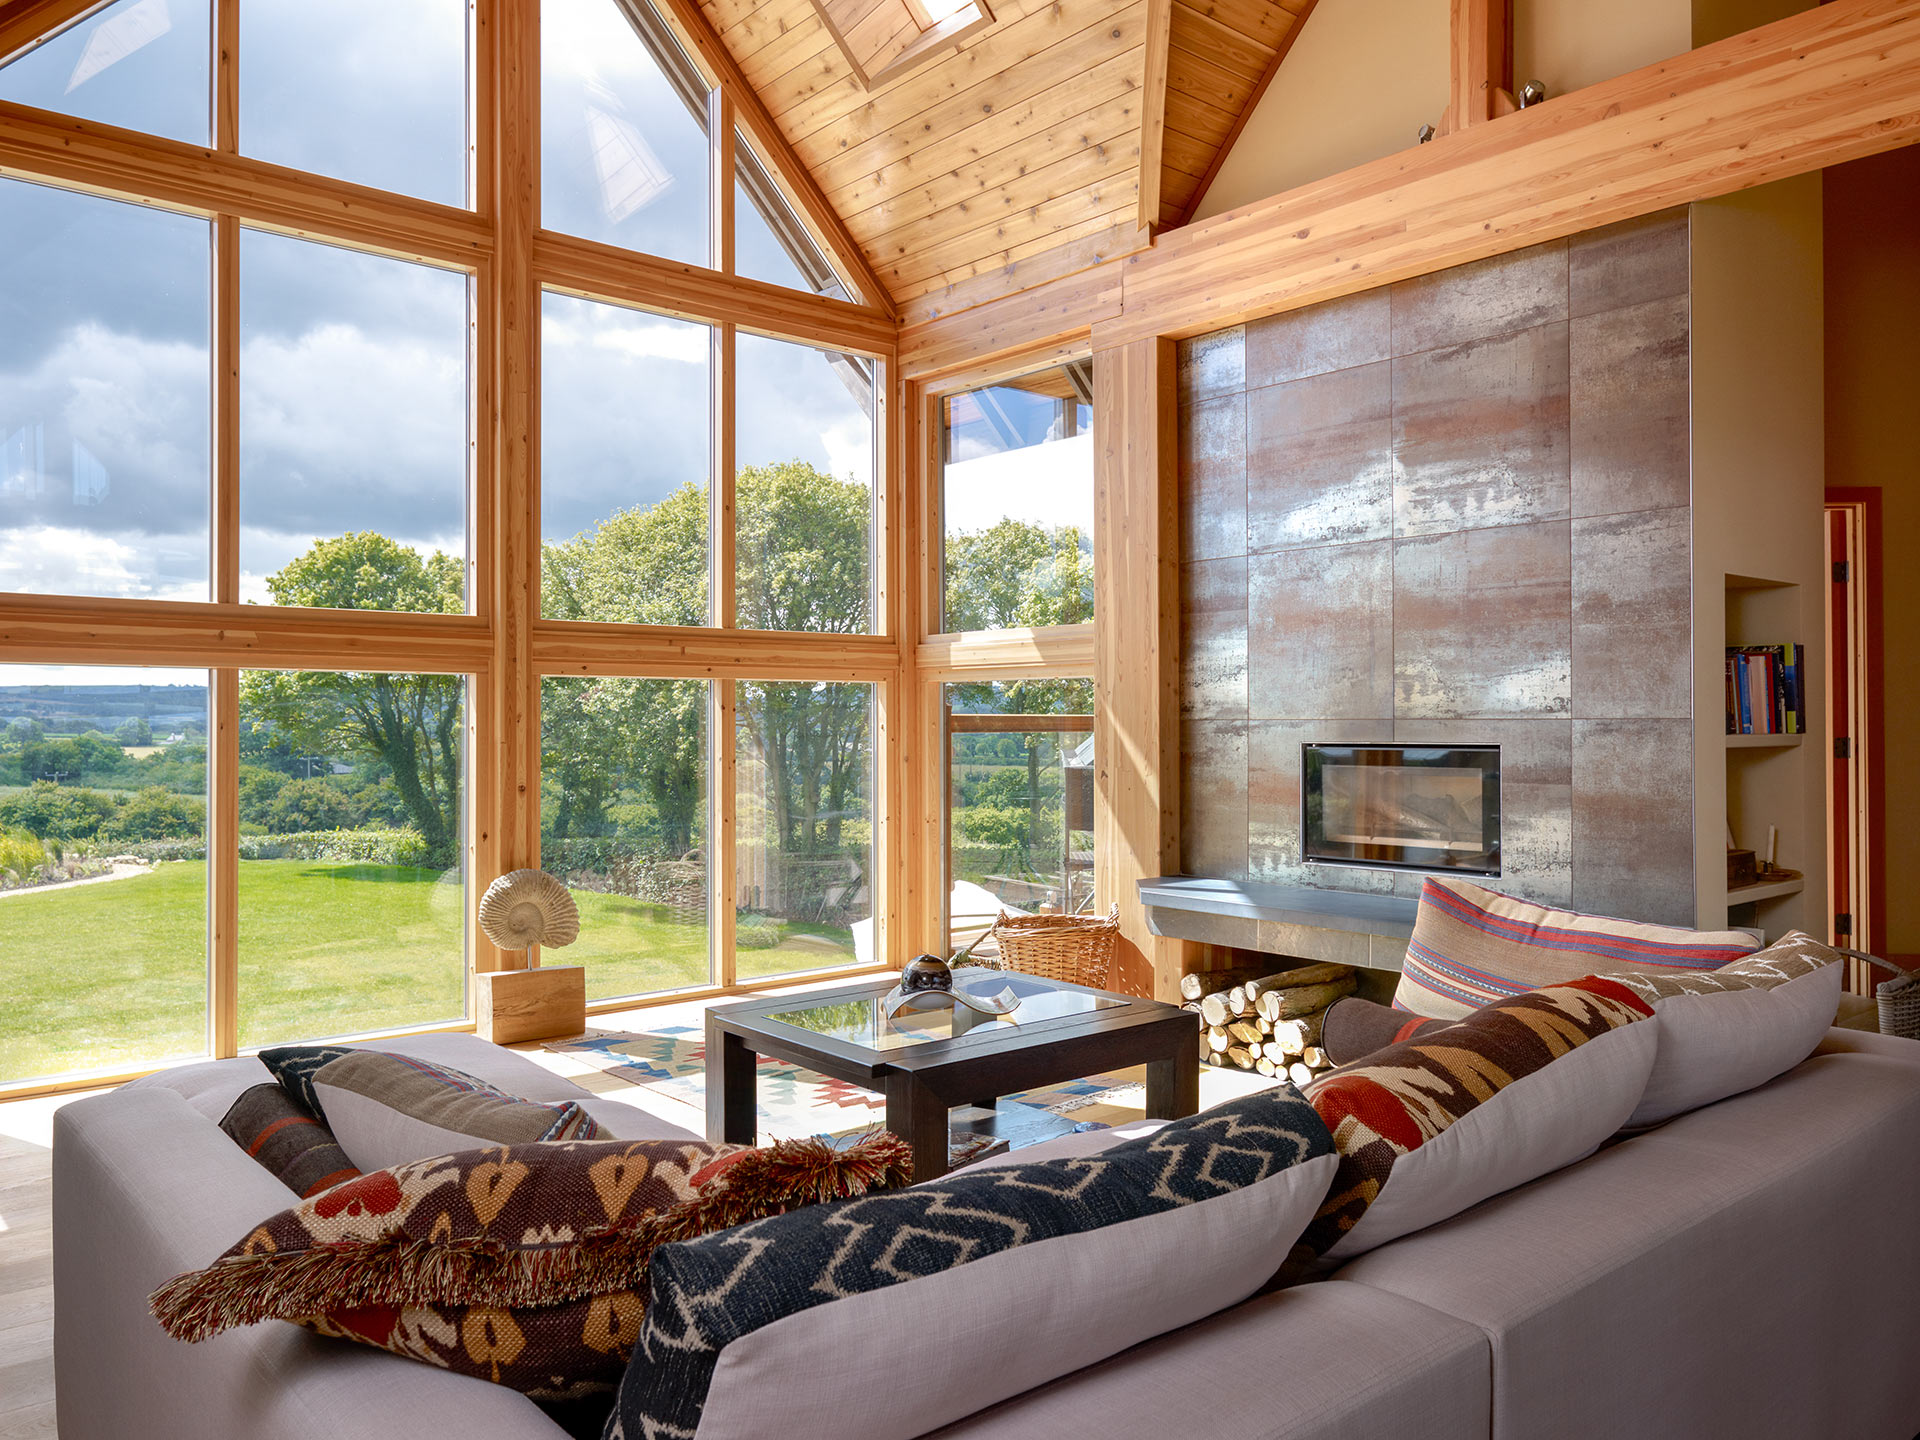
[1302,744,1501,877]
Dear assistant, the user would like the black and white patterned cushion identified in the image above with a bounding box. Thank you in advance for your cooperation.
[605,1088,1335,1439]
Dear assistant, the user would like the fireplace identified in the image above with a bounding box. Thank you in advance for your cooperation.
[1302,745,1501,877]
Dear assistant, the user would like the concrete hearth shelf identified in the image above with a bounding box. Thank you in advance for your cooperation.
[1138,877,1419,973]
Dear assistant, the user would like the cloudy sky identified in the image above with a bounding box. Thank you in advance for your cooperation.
[0,0,878,615]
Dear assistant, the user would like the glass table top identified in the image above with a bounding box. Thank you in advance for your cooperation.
[765,969,1127,1054]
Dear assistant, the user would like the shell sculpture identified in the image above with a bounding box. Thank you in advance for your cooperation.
[477,869,580,952]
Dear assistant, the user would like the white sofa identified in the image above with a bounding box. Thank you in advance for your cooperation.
[53,1028,1920,1440]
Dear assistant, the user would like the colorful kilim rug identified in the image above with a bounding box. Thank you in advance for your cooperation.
[543,1025,1148,1141]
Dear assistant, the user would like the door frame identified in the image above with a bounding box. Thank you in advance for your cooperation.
[1825,487,1886,984]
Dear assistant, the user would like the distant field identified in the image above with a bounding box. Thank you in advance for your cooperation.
[0,859,855,1084]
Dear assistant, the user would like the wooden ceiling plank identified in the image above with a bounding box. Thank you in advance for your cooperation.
[1157,123,1217,179]
[861,116,1141,255]
[734,15,838,85]
[1174,0,1317,226]
[1164,4,1279,77]
[1139,0,1173,234]
[1124,0,1920,342]
[774,0,1106,142]
[1164,83,1240,146]
[1166,34,1266,106]
[1175,0,1298,50]
[823,49,1143,214]
[897,219,1142,331]
[650,0,898,313]
[839,86,1143,239]
[797,3,1148,186]
[892,196,1138,294]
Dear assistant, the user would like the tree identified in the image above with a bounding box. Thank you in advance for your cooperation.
[540,465,872,873]
[266,778,353,834]
[241,534,465,866]
[114,717,153,747]
[104,787,204,843]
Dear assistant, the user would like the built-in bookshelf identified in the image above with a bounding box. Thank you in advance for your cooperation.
[1720,574,1814,939]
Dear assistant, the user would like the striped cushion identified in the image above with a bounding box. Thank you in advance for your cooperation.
[1393,877,1759,1019]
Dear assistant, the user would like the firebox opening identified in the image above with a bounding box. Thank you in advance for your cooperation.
[1302,745,1501,877]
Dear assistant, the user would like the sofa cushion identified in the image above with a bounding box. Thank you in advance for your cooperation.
[1333,1050,1920,1440]
[1394,876,1756,1018]
[1302,977,1656,1259]
[261,1046,603,1171]
[1608,930,1844,1127]
[922,1281,1493,1440]
[151,1131,912,1404]
[609,1089,1337,1440]
[219,1083,362,1198]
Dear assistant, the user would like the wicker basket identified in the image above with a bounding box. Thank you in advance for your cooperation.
[1856,951,1920,1040]
[989,905,1121,990]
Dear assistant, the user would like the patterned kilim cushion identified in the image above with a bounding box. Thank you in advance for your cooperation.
[151,1131,912,1406]
[218,1083,362,1199]
[1303,976,1656,1259]
[1606,930,1844,1129]
[608,1090,1336,1440]
[1394,876,1758,1019]
[260,1045,602,1172]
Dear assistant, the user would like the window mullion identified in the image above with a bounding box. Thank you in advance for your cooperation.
[710,86,734,277]
[209,667,239,1059]
[214,0,237,153]
[712,679,737,988]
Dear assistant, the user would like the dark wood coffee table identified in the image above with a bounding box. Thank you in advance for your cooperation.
[704,969,1201,1182]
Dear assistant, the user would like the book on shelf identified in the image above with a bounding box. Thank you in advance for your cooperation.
[1724,644,1805,736]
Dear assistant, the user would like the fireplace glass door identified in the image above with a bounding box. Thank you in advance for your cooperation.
[1302,745,1500,876]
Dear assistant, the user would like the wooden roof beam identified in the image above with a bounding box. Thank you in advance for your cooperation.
[0,0,107,67]
[1445,0,1515,133]
[1108,0,1920,348]
[1138,0,1172,236]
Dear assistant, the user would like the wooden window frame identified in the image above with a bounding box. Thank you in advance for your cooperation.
[0,0,901,1100]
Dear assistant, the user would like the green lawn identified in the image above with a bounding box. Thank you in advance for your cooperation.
[0,859,856,1085]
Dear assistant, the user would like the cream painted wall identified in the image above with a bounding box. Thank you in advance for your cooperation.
[1824,145,1920,957]
[1689,175,1828,941]
[1193,0,1813,224]
[1514,0,1688,99]
[1192,0,1448,222]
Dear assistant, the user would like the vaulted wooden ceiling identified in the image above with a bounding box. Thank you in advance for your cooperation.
[700,0,1312,314]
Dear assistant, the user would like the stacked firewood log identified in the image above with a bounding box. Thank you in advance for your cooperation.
[1179,961,1357,1084]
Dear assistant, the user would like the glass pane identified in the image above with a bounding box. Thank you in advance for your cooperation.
[942,362,1095,632]
[542,0,709,265]
[240,0,468,206]
[735,333,875,633]
[0,179,210,600]
[735,137,846,300]
[236,667,467,1048]
[239,230,469,611]
[767,974,1122,1053]
[540,293,710,624]
[0,0,211,145]
[946,678,1095,953]
[0,663,209,1084]
[541,676,710,1000]
[736,680,872,979]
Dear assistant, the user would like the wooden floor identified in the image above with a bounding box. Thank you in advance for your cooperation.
[0,981,1262,1438]
[0,1090,75,1440]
